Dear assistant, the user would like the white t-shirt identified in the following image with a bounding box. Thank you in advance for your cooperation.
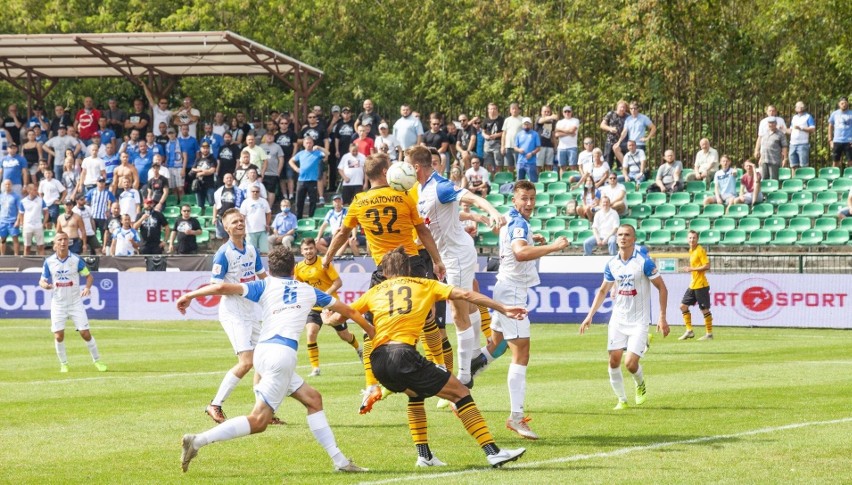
[789,113,815,145]
[758,116,788,137]
[555,117,580,149]
[112,227,140,256]
[174,107,201,138]
[502,116,524,150]
[374,134,399,160]
[464,166,491,188]
[39,178,65,206]
[623,149,646,175]
[239,198,271,233]
[578,150,594,174]
[239,179,267,200]
[592,208,620,240]
[337,153,366,186]
[152,106,172,136]
[118,188,141,220]
[20,196,46,229]
[591,162,611,183]
[600,183,627,209]
[81,156,106,185]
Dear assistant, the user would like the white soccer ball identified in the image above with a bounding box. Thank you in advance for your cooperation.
[387,161,417,192]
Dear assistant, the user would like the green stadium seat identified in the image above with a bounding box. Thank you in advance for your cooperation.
[561,170,580,182]
[814,217,837,232]
[44,229,56,245]
[789,192,813,206]
[681,168,694,180]
[623,182,635,192]
[686,181,706,194]
[701,204,724,219]
[750,203,774,218]
[165,194,178,206]
[646,230,671,246]
[497,205,512,215]
[844,167,852,179]
[678,203,701,218]
[819,167,841,181]
[727,204,749,219]
[828,202,846,214]
[493,172,514,185]
[528,218,543,231]
[576,229,594,241]
[690,219,711,232]
[533,182,545,192]
[668,192,691,207]
[738,217,761,232]
[486,193,505,207]
[539,171,559,184]
[553,230,574,241]
[189,206,203,217]
[775,203,799,218]
[766,191,788,205]
[807,178,829,192]
[534,230,551,240]
[720,229,746,245]
[745,229,771,245]
[545,218,566,231]
[535,193,552,205]
[196,231,210,244]
[297,218,316,230]
[568,218,590,231]
[668,230,688,246]
[665,218,687,231]
[841,218,852,230]
[640,218,662,231]
[479,232,499,246]
[626,192,644,206]
[816,191,838,205]
[163,206,180,218]
[761,179,779,193]
[699,230,721,245]
[535,205,558,218]
[714,218,736,231]
[620,217,638,228]
[832,178,852,191]
[800,202,825,218]
[634,229,647,244]
[638,181,655,192]
[313,206,331,219]
[763,216,786,233]
[780,179,803,192]
[545,181,568,194]
[824,229,850,245]
[630,204,652,219]
[652,203,676,218]
[793,167,816,180]
[645,192,667,207]
[552,193,574,206]
[778,167,792,181]
[796,229,823,246]
[770,229,797,245]
[787,217,811,232]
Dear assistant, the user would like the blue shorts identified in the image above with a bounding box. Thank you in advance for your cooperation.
[557,147,578,167]
[0,222,21,238]
[789,144,810,168]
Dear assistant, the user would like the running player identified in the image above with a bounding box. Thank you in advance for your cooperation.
[679,230,714,341]
[204,208,267,424]
[177,246,370,474]
[294,237,361,376]
[39,232,107,372]
[580,224,670,410]
[327,247,526,468]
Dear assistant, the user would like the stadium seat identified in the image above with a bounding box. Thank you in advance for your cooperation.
[793,167,816,180]
[669,230,688,246]
[727,204,749,219]
[685,181,706,194]
[841,218,852,230]
[545,218,566,231]
[534,230,551,240]
[760,179,779,193]
[763,216,786,233]
[665,218,687,231]
[780,179,803,192]
[800,202,825,218]
[778,167,792,181]
[775,203,799,218]
[634,229,647,243]
[652,203,676,218]
[576,229,594,241]
[539,171,559,184]
[824,229,850,245]
[630,204,652,219]
[678,203,701,218]
[796,229,823,246]
[486,193,504,207]
[528,218,543,231]
[568,218,590,231]
[689,219,711,232]
[828,202,846,214]
[638,181,655,192]
[535,193,552,205]
[807,178,828,192]
[681,168,694,180]
[620,217,638,228]
[789,192,813,206]
[750,203,774,218]
[493,172,514,185]
[645,192,667,207]
[745,229,771,245]
[701,204,724,219]
[832,178,852,191]
[552,193,574,206]
[738,217,761,232]
[479,232,499,246]
[626,192,644,206]
[497,205,512,215]
[561,170,580,182]
[816,191,838,205]
[533,182,545,192]
[535,205,558,218]
[669,192,691,207]
[699,230,721,245]
[770,229,797,245]
[313,206,331,219]
[713,218,736,231]
[165,194,178,206]
[623,182,635,192]
[163,206,180,218]
[787,217,811,232]
[647,230,672,246]
[640,218,662,231]
[720,229,746,245]
[844,167,852,179]
[196,231,210,244]
[766,191,788,205]
[189,206,203,217]
[553,230,574,241]
[44,229,56,245]
[545,181,568,194]
[297,218,316,231]
[814,217,837,232]
[819,167,841,181]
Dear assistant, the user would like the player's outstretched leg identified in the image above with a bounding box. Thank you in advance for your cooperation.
[54,330,69,372]
[698,310,714,340]
[208,351,253,424]
[80,330,107,372]
[679,306,695,340]
[609,351,628,410]
[359,335,383,414]
[625,353,646,405]
[408,397,446,467]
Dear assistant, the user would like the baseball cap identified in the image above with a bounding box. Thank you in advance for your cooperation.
[65,199,75,205]
[144,198,154,204]
[58,124,67,130]
[167,128,176,134]
[379,122,388,129]
[7,142,16,148]
[200,141,210,147]
[97,176,106,183]
[767,117,778,123]
[331,105,341,113]
[522,117,532,124]
[76,194,86,201]
[342,106,351,112]
[332,194,342,200]
[562,105,572,112]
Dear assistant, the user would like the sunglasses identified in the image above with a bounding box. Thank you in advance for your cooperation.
[584,141,593,145]
[181,209,190,212]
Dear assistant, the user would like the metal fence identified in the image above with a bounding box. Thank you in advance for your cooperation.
[710,254,852,274]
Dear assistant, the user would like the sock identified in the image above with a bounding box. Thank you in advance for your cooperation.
[454,395,497,450]
[421,320,444,366]
[55,341,67,364]
[479,305,492,339]
[631,364,644,386]
[480,345,495,363]
[212,371,241,406]
[362,335,378,387]
[455,327,475,382]
[609,366,627,402]
[682,311,693,331]
[347,334,360,350]
[493,339,509,359]
[86,337,100,362]
[407,397,430,459]
[307,410,348,468]
[507,363,527,414]
[307,342,319,369]
[442,337,454,374]
[469,309,482,357]
[703,312,713,334]
[195,415,251,448]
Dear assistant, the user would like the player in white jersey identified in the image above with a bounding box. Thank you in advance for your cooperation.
[204,208,267,424]
[408,146,504,389]
[176,246,371,474]
[580,224,670,410]
[39,232,107,372]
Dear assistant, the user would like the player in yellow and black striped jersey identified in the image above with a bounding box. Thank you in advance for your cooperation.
[679,230,713,340]
[327,246,527,468]
[294,238,361,376]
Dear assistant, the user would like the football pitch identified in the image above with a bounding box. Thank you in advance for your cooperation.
[1,319,850,484]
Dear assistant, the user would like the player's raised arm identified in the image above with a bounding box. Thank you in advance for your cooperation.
[327,300,374,340]
[176,283,244,314]
[579,279,615,334]
[323,225,353,269]
[460,191,504,231]
[447,286,527,320]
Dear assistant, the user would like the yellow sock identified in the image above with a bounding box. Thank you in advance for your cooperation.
[682,311,693,331]
[704,312,713,334]
[442,337,454,374]
[421,320,445,366]
[407,398,428,445]
[454,395,495,448]
[307,342,319,369]
[479,305,492,339]
[362,335,378,387]
[347,334,360,350]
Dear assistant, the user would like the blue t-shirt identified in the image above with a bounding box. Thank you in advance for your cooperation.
[514,130,541,166]
[178,136,199,166]
[98,129,116,148]
[294,149,324,182]
[624,114,653,143]
[103,154,121,183]
[0,192,21,223]
[714,168,737,197]
[202,133,224,159]
[1,155,27,185]
[133,152,154,185]
[829,109,852,143]
[272,211,298,235]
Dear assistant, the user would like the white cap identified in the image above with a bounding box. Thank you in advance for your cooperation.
[522,117,532,124]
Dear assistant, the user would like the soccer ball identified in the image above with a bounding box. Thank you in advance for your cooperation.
[387,162,417,192]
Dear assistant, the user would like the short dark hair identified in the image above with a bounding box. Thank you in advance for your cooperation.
[514,180,536,193]
[618,223,637,235]
[365,153,390,180]
[300,237,316,246]
[380,246,410,278]
[408,146,432,168]
[267,246,296,277]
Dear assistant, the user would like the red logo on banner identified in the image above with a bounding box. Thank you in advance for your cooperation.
[741,287,773,312]
[714,278,847,322]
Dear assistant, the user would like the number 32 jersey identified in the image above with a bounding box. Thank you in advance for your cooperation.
[344,186,423,265]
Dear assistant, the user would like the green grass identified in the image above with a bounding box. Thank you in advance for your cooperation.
[1,320,850,484]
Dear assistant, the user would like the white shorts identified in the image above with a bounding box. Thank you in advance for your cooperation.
[51,303,90,333]
[607,323,649,358]
[23,227,45,246]
[444,253,476,289]
[169,167,184,188]
[489,281,530,339]
[220,315,261,354]
[253,343,305,412]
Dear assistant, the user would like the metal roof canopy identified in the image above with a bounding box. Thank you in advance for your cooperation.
[0,31,323,120]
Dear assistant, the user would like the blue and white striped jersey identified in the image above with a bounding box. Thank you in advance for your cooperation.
[603,248,659,328]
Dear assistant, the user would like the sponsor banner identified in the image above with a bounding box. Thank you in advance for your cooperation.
[0,273,119,319]
[654,274,852,329]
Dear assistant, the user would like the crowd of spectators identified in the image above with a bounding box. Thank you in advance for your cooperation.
[1,94,851,257]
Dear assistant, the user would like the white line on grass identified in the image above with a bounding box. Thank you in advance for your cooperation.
[357,417,852,485]
[2,325,222,334]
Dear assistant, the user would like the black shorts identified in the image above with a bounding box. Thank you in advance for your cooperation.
[682,286,711,310]
[832,142,852,163]
[262,176,280,196]
[371,343,450,397]
[370,254,427,287]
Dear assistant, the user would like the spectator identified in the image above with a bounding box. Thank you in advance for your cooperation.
[588,148,611,188]
[828,96,852,168]
[354,99,382,139]
[112,152,140,193]
[38,168,65,229]
[448,164,465,188]
[211,111,228,137]
[1,143,30,194]
[392,104,423,151]
[111,213,140,256]
[464,157,490,196]
[132,142,153,188]
[239,167,267,200]
[228,117,245,147]
[216,131,239,188]
[164,127,186,202]
[482,103,505,174]
[20,129,44,174]
[97,110,117,149]
[74,97,101,145]
[599,174,628,216]
[704,155,738,211]
[60,155,78,202]
[514,117,541,182]
[146,162,170,211]
[337,142,366,205]
[117,177,141,220]
[72,194,101,255]
[234,150,259,188]
[168,204,203,254]
[177,124,199,169]
[124,98,150,136]
[235,111,251,142]
[423,115,449,165]
[757,105,788,137]
[649,150,684,194]
[375,122,399,162]
[787,101,816,177]
[501,102,523,173]
[101,142,120,187]
[43,125,80,177]
[576,178,600,223]
[27,105,50,132]
[49,105,73,138]
[554,105,580,177]
[4,104,23,145]
[32,160,49,185]
[133,198,169,254]
[583,196,619,255]
[274,117,297,199]
[299,111,330,204]
[535,105,558,173]
[212,173,244,241]
[120,128,142,157]
[455,115,476,168]
[239,185,271,254]
[332,107,356,159]
[600,100,628,169]
[144,90,172,137]
[615,101,656,164]
[352,126,375,158]
[315,194,361,256]
[241,133,267,169]
[191,141,217,215]
[102,202,123,255]
[201,121,225,160]
[154,122,169,152]
[56,199,86,255]
[837,188,852,220]
[756,118,787,181]
[460,200,480,239]
[289,136,327,219]
[734,160,763,207]
[269,199,297,249]
[568,137,595,186]
[173,97,201,138]
[78,145,105,193]
[258,133,283,205]
[18,183,47,255]
[686,138,719,186]
[621,140,647,187]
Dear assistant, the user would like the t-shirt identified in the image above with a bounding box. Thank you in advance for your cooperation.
[623,149,646,176]
[39,178,65,206]
[357,112,382,138]
[656,161,683,187]
[274,129,297,161]
[260,143,284,177]
[19,195,46,228]
[535,117,556,148]
[758,116,788,137]
[148,174,169,203]
[392,115,423,150]
[592,208,620,239]
[464,166,490,188]
[602,110,626,145]
[374,134,400,160]
[714,167,737,197]
[514,130,541,166]
[118,189,141,220]
[423,131,448,150]
[483,116,504,151]
[294,257,340,311]
[234,163,260,187]
[174,107,201,138]
[829,109,852,144]
[300,125,328,148]
[1,155,27,185]
[338,153,366,186]
[623,114,653,143]
[193,155,217,189]
[502,116,524,150]
[80,156,105,185]
[688,244,710,289]
[332,119,356,154]
[136,209,168,246]
[239,198,271,233]
[555,117,580,150]
[217,143,239,177]
[345,187,423,264]
[599,183,627,209]
[320,208,346,236]
[789,113,815,145]
[173,216,201,254]
[75,109,101,140]
[126,110,150,136]
[292,150,323,182]
[112,227,140,256]
[352,137,375,157]
[578,150,594,174]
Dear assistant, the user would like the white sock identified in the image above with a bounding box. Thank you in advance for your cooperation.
[212,371,242,406]
[609,366,627,402]
[195,415,251,448]
[86,337,100,361]
[55,341,67,364]
[480,345,495,363]
[307,411,348,468]
[507,363,527,414]
[455,327,475,382]
[469,310,482,358]
[631,364,644,386]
